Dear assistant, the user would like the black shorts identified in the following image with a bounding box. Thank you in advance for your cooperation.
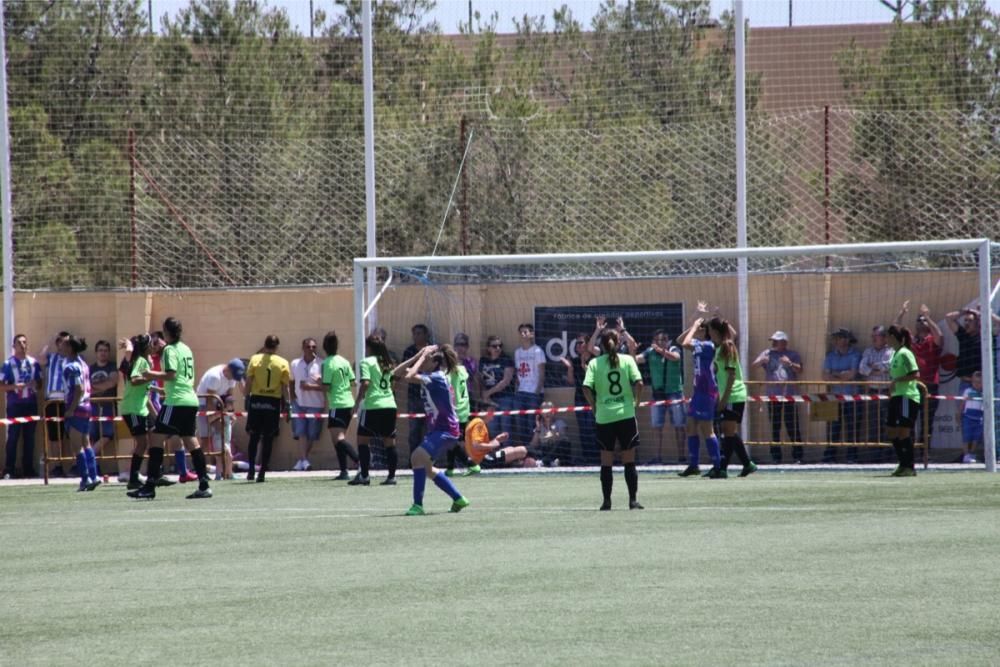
[358,408,397,438]
[595,417,640,452]
[328,407,354,430]
[718,402,746,423]
[123,413,153,437]
[154,405,198,437]
[45,401,67,442]
[246,395,282,436]
[887,396,920,428]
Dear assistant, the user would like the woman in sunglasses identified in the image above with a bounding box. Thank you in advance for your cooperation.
[478,335,515,440]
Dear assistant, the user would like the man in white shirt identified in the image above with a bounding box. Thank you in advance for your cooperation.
[290,337,326,471]
[196,359,245,479]
[513,323,547,446]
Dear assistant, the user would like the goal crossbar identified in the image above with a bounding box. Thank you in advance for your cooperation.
[353,239,995,472]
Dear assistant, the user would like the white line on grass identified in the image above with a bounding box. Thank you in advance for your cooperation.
[0,504,984,528]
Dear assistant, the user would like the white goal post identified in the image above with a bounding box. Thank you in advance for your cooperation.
[354,239,995,471]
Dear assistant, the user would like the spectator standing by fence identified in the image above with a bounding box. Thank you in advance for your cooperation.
[753,331,804,464]
[1,334,42,479]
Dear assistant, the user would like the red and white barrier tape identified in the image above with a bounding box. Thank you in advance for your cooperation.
[0,393,990,426]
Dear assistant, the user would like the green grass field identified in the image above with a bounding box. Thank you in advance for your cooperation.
[2,470,999,666]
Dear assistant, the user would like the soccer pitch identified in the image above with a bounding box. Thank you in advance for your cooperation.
[2,471,998,666]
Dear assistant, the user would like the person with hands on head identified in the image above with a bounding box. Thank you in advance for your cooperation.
[677,301,722,477]
[399,344,470,516]
[709,317,757,477]
[583,327,645,511]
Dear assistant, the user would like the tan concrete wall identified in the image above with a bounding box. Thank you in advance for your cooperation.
[0,269,989,472]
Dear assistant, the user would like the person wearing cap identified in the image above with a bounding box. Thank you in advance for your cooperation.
[893,301,943,446]
[859,324,894,460]
[822,328,861,463]
[753,330,804,464]
[195,357,246,480]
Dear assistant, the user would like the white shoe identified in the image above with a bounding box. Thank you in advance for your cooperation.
[302,460,312,472]
[962,453,976,464]
[292,459,304,471]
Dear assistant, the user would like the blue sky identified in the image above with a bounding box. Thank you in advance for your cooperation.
[148,0,1000,34]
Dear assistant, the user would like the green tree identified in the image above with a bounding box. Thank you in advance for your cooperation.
[834,0,1000,243]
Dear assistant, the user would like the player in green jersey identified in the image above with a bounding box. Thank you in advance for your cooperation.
[886,325,921,477]
[708,317,757,479]
[583,328,645,511]
[354,335,401,486]
[128,317,212,500]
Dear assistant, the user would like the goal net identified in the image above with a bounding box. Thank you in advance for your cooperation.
[355,240,997,471]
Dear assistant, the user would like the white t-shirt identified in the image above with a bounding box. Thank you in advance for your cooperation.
[291,356,326,409]
[515,345,546,394]
[197,364,239,399]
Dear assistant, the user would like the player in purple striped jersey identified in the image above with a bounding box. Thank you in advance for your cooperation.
[677,302,723,477]
[61,335,100,491]
[398,344,470,515]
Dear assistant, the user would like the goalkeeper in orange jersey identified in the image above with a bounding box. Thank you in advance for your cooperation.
[464,417,529,471]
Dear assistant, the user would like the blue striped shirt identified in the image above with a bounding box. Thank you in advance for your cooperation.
[45,352,67,400]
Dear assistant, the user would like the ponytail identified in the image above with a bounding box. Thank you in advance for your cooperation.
[435,343,459,375]
[600,328,620,369]
[365,335,393,374]
[887,325,913,349]
[708,317,737,360]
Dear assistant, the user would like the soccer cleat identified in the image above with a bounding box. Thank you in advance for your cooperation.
[186,487,213,499]
[85,479,102,491]
[247,472,255,482]
[178,471,199,483]
[76,482,89,492]
[463,465,482,476]
[405,504,425,516]
[154,477,176,487]
[897,468,917,477]
[348,474,370,486]
[126,479,143,490]
[599,499,612,511]
[127,486,155,500]
[677,466,700,477]
[380,477,397,486]
[444,468,456,478]
[706,467,728,479]
[889,466,902,477]
[334,470,350,481]
[450,497,470,513]
[629,500,644,510]
[256,475,267,483]
[739,462,758,478]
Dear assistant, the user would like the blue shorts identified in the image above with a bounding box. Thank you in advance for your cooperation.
[420,431,459,459]
[292,404,325,441]
[688,395,716,422]
[66,415,91,436]
[962,412,984,445]
[89,402,115,441]
[651,392,686,429]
